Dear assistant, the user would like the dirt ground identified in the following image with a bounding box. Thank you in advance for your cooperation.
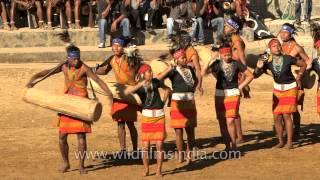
[1,62,320,180]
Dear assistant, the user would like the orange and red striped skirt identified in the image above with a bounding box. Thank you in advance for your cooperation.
[215,95,240,119]
[272,88,298,115]
[141,115,166,142]
[58,114,91,134]
[111,99,140,122]
[170,100,197,128]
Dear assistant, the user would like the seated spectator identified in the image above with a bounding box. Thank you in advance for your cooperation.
[219,0,245,20]
[190,0,223,45]
[9,0,18,30]
[69,0,82,29]
[110,0,132,46]
[166,0,195,45]
[206,0,225,46]
[295,0,312,25]
[87,0,98,28]
[46,0,62,30]
[190,0,206,45]
[0,0,10,30]
[146,0,161,31]
[219,0,233,19]
[234,0,247,20]
[97,0,112,48]
[15,0,45,29]
[47,0,82,30]
[130,0,148,30]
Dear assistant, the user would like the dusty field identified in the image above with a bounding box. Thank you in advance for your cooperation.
[0,62,320,180]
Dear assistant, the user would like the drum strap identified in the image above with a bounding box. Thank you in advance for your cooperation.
[89,63,102,100]
[89,80,97,100]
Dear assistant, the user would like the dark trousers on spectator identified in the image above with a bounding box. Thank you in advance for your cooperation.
[295,0,312,21]
[131,3,148,30]
[146,7,157,28]
[131,9,142,29]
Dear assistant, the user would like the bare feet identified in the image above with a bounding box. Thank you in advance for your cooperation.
[156,171,163,177]
[236,138,246,144]
[186,152,192,165]
[75,23,82,29]
[3,24,10,31]
[231,143,237,150]
[177,152,183,163]
[273,142,284,149]
[79,168,88,174]
[224,145,231,151]
[67,22,72,29]
[75,20,81,29]
[38,21,45,29]
[186,158,192,165]
[47,22,53,30]
[143,170,149,177]
[285,143,293,150]
[10,23,17,31]
[59,163,70,173]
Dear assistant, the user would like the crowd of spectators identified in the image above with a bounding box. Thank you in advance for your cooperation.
[0,0,314,48]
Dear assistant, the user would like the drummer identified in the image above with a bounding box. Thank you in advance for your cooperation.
[26,45,112,174]
[95,37,142,156]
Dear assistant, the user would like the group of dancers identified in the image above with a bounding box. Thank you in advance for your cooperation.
[25,16,320,176]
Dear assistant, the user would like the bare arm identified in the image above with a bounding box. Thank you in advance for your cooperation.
[295,59,307,83]
[95,56,113,75]
[212,2,220,15]
[101,1,112,18]
[234,0,243,18]
[111,14,126,32]
[159,82,171,104]
[253,60,266,78]
[125,0,130,6]
[200,0,209,16]
[190,54,203,94]
[234,41,247,65]
[124,80,145,95]
[15,0,29,7]
[156,65,174,81]
[26,63,63,88]
[239,69,254,90]
[114,15,125,25]
[84,64,113,98]
[201,58,216,76]
[95,64,112,75]
[297,46,312,69]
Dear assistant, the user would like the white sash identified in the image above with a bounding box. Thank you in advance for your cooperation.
[142,109,164,118]
[172,92,195,101]
[215,88,240,97]
[273,82,297,91]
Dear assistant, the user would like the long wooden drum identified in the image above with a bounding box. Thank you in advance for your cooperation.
[90,47,216,103]
[89,81,142,105]
[89,59,170,105]
[23,88,102,122]
[194,46,219,66]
